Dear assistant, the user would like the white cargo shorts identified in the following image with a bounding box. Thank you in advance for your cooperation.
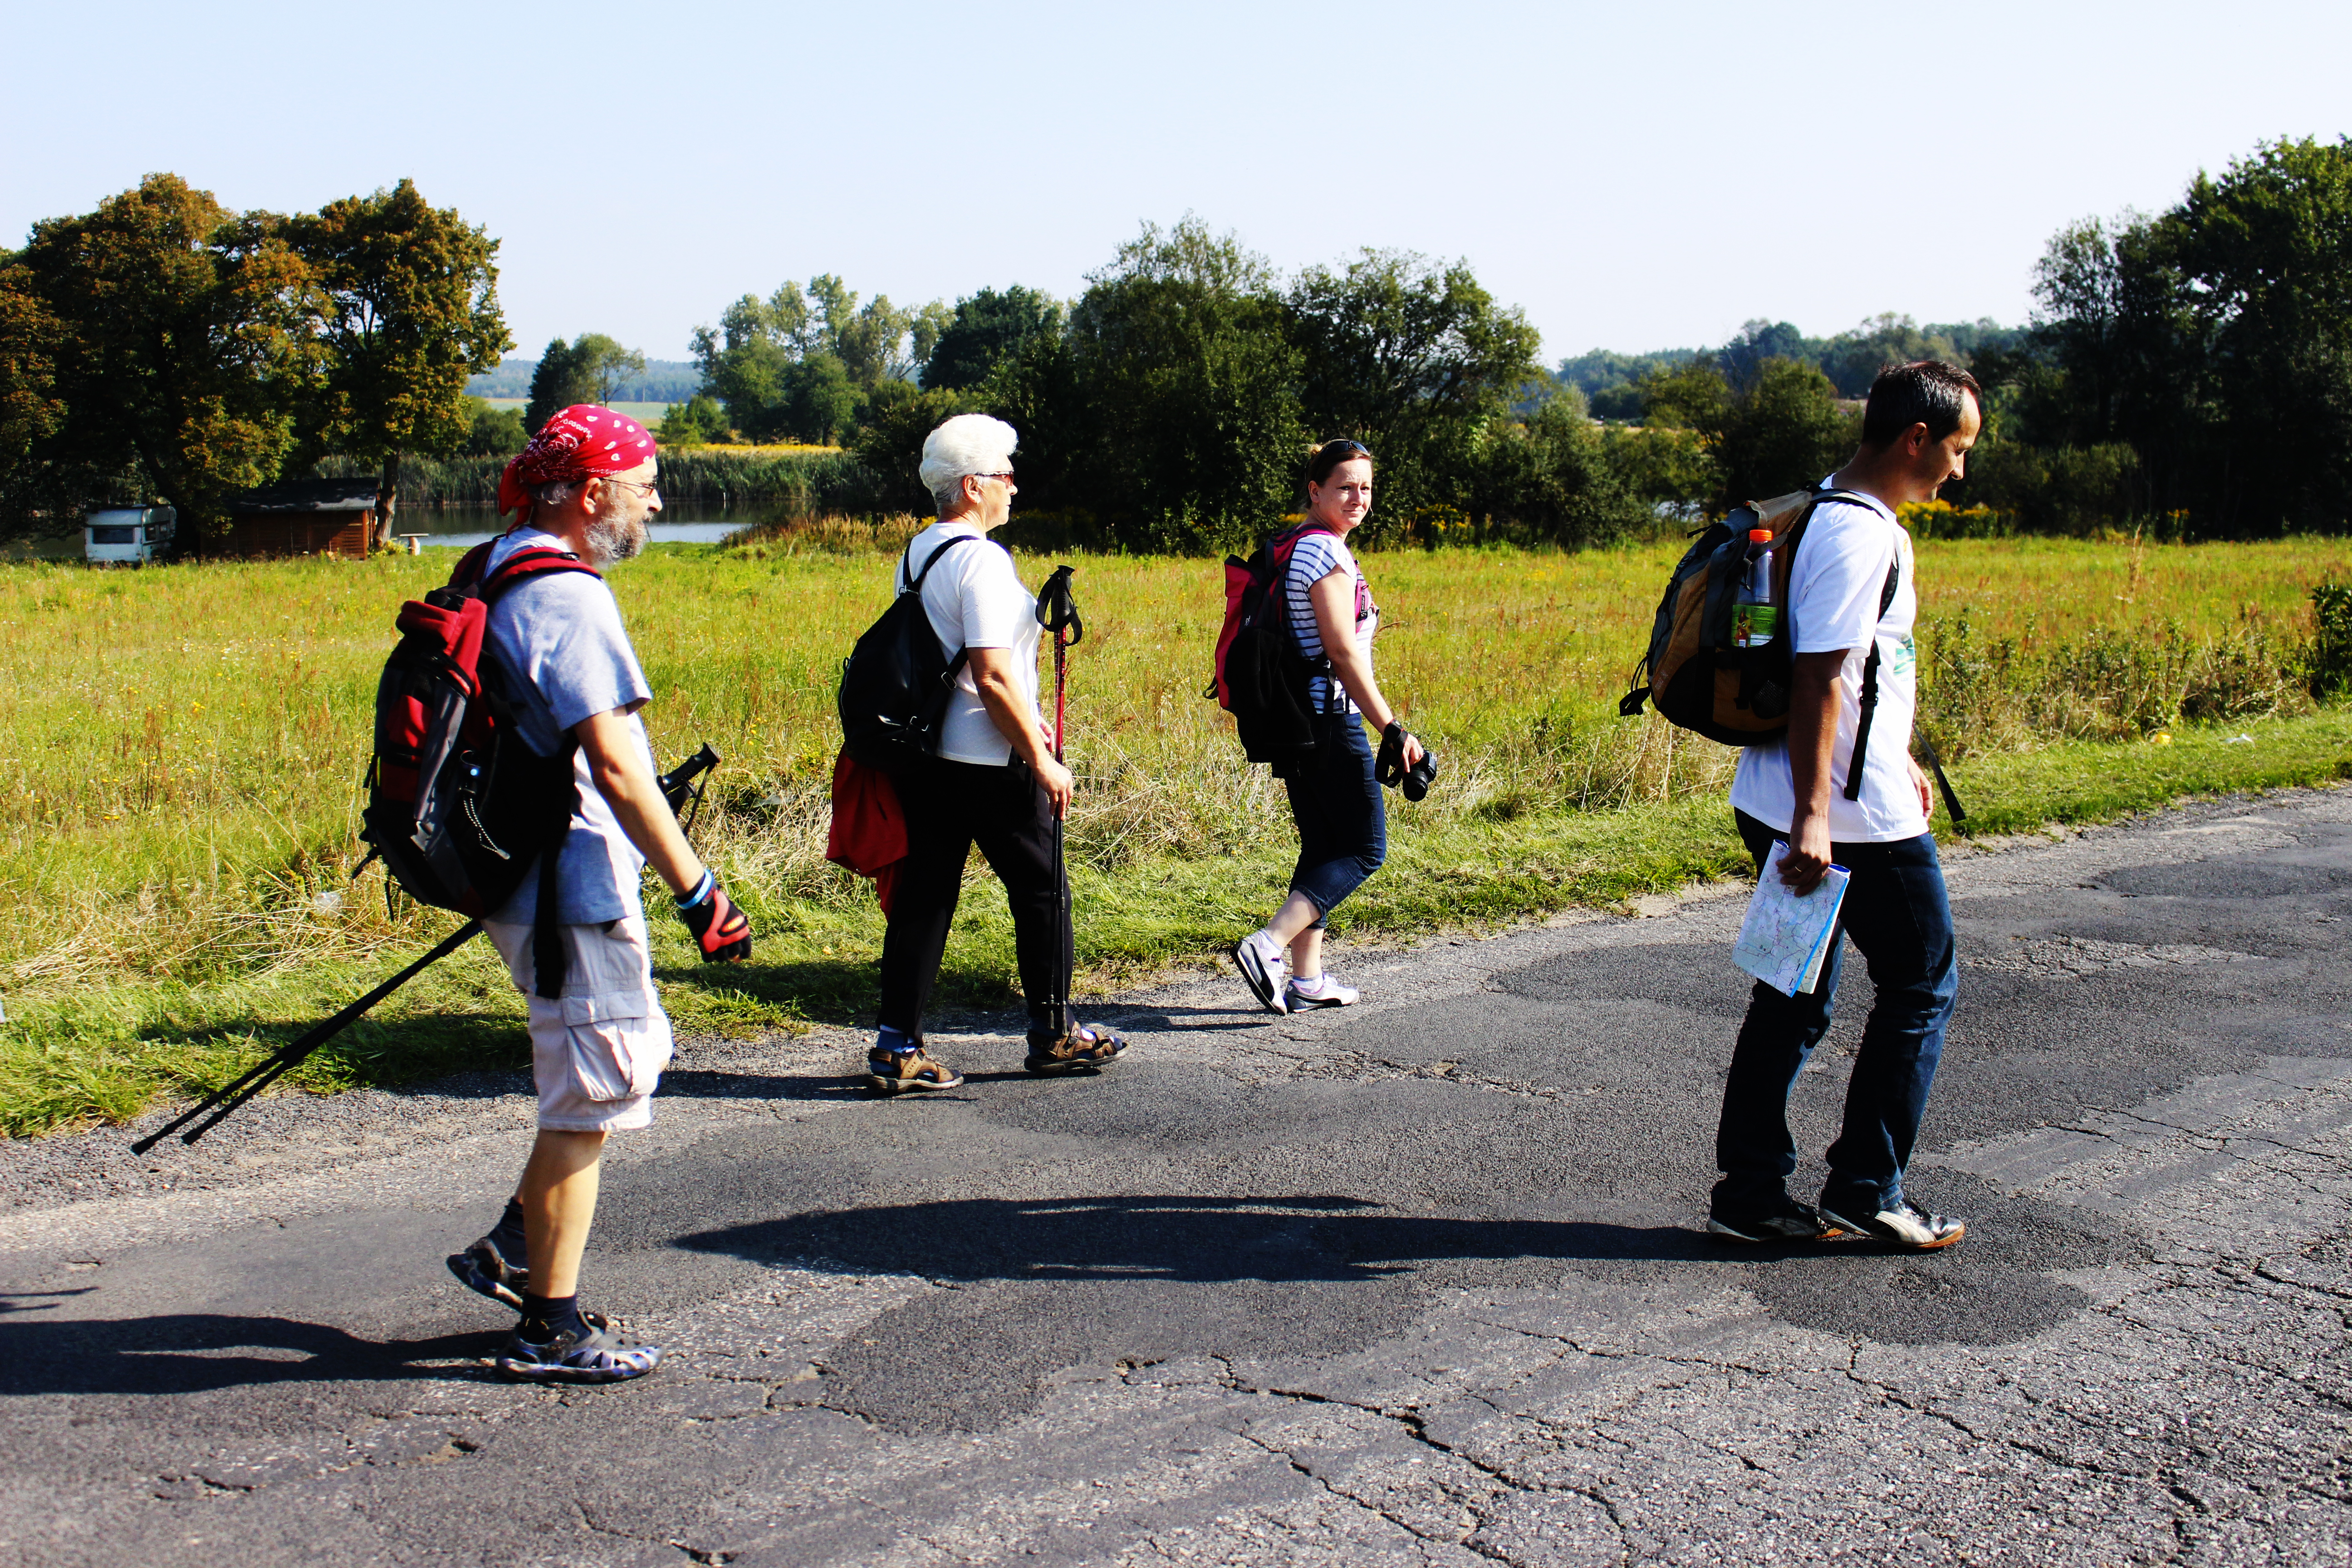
[482,912,673,1132]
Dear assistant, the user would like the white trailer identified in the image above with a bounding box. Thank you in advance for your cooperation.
[84,506,176,565]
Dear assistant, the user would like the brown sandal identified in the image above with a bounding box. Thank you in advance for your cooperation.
[1024,1023,1129,1075]
[865,1049,965,1094]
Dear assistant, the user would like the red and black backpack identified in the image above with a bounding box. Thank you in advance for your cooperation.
[358,540,600,997]
[1210,523,1349,765]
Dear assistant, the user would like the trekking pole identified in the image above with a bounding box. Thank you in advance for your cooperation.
[131,920,485,1154]
[1035,566,1083,1038]
[132,744,727,1156]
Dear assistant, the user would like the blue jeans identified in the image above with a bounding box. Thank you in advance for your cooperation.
[1714,809,1958,1214]
[1281,717,1386,929]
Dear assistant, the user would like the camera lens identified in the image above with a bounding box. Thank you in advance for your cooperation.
[1402,751,1438,802]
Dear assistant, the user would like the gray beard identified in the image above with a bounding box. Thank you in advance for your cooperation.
[583,502,646,566]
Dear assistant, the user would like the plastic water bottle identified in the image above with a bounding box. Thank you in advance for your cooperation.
[1732,528,1778,649]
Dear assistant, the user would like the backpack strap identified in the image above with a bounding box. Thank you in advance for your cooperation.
[1840,553,1902,803]
[477,544,602,603]
[464,541,598,999]
[899,532,985,690]
[1270,524,1344,715]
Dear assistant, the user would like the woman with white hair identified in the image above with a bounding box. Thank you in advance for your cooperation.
[865,413,1129,1092]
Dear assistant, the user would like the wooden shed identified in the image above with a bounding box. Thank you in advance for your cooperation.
[222,479,377,559]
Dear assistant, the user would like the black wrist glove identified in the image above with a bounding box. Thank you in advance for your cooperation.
[1375,721,1410,788]
[676,871,751,963]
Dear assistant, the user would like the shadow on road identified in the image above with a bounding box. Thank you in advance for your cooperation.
[677,1193,1819,1284]
[0,1312,501,1396]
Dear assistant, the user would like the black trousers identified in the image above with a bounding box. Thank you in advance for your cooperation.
[877,755,1072,1040]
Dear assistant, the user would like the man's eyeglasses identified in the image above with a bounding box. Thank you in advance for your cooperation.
[975,471,1016,487]
[599,476,660,500]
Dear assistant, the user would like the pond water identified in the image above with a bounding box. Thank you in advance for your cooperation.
[3,503,762,561]
[401,503,750,549]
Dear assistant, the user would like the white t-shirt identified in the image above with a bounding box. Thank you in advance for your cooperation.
[1728,483,1928,844]
[1283,530,1378,715]
[897,520,1041,766]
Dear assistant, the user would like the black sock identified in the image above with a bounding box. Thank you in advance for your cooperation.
[487,1198,528,1268]
[519,1292,586,1342]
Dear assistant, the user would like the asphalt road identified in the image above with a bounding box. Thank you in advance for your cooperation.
[5,790,2350,1567]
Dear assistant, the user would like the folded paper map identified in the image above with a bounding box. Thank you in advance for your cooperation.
[1732,841,1852,998]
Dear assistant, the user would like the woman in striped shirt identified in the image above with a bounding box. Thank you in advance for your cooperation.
[1230,440,1425,1014]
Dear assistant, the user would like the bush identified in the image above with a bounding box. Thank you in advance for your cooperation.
[655,393,732,451]
[2313,580,2352,699]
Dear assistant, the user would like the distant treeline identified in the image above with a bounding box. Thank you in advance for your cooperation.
[466,357,701,404]
[1558,317,2030,419]
[314,447,881,514]
[12,140,2349,552]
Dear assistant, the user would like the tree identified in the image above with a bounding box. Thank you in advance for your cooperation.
[524,338,595,434]
[1643,356,1856,512]
[458,396,527,454]
[1719,319,1813,390]
[1058,218,1305,549]
[287,179,508,547]
[2166,136,2352,531]
[654,393,731,451]
[0,174,317,546]
[690,275,947,443]
[1467,395,1647,546]
[571,333,647,404]
[1288,249,1544,536]
[921,285,1065,390]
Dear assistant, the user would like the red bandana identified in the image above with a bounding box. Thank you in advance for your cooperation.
[497,405,658,528]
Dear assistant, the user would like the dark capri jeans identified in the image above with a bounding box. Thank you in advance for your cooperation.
[1279,716,1387,928]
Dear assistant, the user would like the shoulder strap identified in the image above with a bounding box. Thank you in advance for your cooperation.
[475,544,602,605]
[1842,546,1905,803]
[904,531,981,594]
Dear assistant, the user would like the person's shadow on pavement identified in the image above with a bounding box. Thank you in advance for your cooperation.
[0,1308,503,1396]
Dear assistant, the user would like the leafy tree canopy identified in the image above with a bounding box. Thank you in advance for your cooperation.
[920,285,1064,391]
[0,173,318,539]
[284,178,507,542]
[523,337,596,434]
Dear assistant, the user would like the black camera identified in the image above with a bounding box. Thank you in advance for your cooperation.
[1401,749,1438,802]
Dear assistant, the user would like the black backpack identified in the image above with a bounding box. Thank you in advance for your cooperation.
[838,533,985,771]
[1210,524,1338,765]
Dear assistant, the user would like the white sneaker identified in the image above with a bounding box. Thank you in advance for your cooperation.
[1284,972,1358,1010]
[1230,930,1288,1014]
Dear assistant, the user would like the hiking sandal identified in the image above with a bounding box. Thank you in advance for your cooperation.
[492,1311,662,1385]
[446,1238,529,1311]
[1024,1023,1129,1074]
[865,1049,965,1094]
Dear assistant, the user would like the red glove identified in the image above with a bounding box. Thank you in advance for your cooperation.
[676,872,750,962]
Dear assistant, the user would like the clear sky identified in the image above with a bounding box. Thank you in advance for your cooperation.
[8,1,2347,368]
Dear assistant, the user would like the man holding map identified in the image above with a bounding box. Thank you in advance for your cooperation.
[1706,361,1980,1251]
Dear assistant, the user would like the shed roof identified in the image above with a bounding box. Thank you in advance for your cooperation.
[226,479,380,515]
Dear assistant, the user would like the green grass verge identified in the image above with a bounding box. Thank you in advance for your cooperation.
[6,707,2346,1140]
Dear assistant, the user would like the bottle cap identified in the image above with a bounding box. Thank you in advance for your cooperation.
[1748,528,1772,543]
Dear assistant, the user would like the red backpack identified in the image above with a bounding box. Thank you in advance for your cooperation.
[358,541,601,997]
[1210,523,1343,765]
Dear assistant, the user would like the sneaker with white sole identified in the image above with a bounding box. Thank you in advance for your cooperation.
[1284,973,1358,1010]
[1230,930,1288,1014]
[1705,1195,1842,1244]
[1818,1196,1966,1250]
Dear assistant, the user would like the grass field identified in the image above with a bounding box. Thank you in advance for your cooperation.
[0,530,2344,1135]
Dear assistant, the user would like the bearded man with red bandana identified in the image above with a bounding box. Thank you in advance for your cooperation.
[443,406,751,1385]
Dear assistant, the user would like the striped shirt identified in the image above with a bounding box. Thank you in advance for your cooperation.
[1282,530,1378,715]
